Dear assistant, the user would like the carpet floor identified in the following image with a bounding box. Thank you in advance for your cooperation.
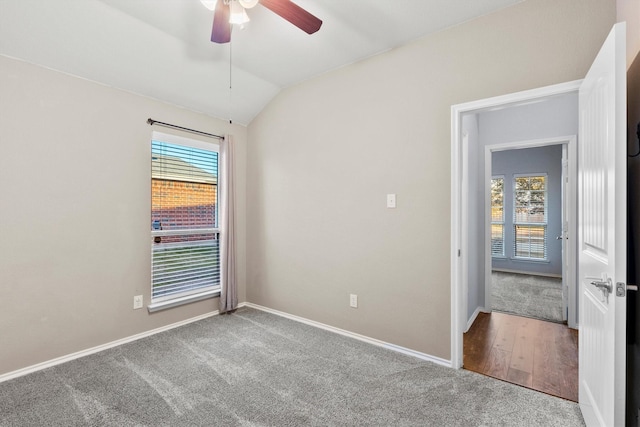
[0,307,584,426]
[491,271,564,323]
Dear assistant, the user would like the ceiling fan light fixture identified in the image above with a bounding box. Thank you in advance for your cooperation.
[229,1,250,25]
[238,0,259,9]
[200,0,217,11]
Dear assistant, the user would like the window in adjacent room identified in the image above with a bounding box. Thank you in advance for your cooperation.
[151,132,220,304]
[513,174,547,260]
[491,176,505,257]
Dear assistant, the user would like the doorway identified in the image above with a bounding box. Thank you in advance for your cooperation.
[451,85,580,400]
[488,142,569,324]
[450,80,581,370]
[452,24,629,424]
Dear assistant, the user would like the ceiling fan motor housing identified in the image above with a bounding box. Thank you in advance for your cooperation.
[239,0,259,9]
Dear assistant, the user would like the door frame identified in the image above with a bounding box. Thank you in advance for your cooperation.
[483,136,576,327]
[450,80,581,369]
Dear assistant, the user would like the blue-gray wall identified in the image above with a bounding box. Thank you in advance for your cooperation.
[491,145,563,276]
[463,92,578,324]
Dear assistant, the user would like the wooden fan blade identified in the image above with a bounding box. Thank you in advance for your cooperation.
[260,0,322,34]
[211,0,231,43]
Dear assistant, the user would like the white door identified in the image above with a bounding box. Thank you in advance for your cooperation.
[578,23,627,427]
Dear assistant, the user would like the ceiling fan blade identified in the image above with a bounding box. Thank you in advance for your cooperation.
[211,0,231,43]
[260,0,322,34]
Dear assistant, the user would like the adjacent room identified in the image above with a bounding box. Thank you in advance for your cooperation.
[1,0,638,425]
[459,94,581,401]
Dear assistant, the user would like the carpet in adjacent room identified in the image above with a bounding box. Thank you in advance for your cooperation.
[491,271,564,323]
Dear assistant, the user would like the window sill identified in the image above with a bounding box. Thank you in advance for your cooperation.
[510,257,549,264]
[147,289,220,313]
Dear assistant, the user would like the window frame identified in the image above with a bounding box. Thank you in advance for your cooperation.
[490,175,505,258]
[512,173,548,261]
[148,131,222,311]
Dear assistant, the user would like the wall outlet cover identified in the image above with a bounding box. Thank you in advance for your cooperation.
[133,295,143,310]
[350,294,358,308]
[386,194,396,208]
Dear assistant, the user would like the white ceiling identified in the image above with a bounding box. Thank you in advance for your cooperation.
[0,0,523,125]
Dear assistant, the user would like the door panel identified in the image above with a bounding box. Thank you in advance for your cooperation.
[578,23,627,427]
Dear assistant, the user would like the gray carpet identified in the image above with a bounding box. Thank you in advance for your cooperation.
[0,307,583,426]
[492,271,564,323]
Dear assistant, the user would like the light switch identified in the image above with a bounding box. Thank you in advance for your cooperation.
[386,194,396,208]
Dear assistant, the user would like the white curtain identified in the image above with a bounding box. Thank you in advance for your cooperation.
[219,135,237,313]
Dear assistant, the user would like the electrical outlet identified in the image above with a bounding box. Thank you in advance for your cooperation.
[133,295,143,310]
[350,294,358,308]
[386,194,396,208]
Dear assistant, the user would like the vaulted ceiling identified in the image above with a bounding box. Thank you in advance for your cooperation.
[0,0,523,125]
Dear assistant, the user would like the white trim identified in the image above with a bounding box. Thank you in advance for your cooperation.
[0,302,247,384]
[451,111,465,369]
[450,80,582,369]
[465,306,485,332]
[450,80,582,115]
[244,303,452,368]
[148,288,221,312]
[492,268,562,278]
[1,301,453,385]
[152,130,220,151]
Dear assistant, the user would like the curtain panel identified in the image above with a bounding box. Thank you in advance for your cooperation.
[219,135,237,313]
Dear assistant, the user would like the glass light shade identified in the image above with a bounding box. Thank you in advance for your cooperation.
[229,1,250,24]
[200,0,217,11]
[238,0,259,8]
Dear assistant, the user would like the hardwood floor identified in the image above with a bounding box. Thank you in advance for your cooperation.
[463,311,578,402]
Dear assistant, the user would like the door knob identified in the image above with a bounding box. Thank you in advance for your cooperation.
[591,279,612,293]
[589,277,613,302]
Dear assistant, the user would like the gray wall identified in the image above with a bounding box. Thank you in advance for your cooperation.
[491,145,563,276]
[247,0,614,360]
[0,56,248,376]
[0,0,619,376]
[463,115,483,321]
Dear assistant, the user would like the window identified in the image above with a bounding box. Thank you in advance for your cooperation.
[491,176,505,257]
[151,132,220,304]
[513,174,547,260]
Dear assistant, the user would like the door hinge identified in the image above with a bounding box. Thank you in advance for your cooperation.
[458,249,461,257]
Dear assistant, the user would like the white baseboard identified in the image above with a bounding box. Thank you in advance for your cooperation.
[1,301,452,383]
[492,268,562,279]
[465,306,487,332]
[0,302,247,384]
[244,302,452,368]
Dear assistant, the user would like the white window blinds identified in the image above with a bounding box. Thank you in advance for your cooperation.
[491,176,505,257]
[513,175,547,260]
[151,134,220,302]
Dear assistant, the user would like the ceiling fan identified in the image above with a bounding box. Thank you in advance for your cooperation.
[201,0,322,44]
